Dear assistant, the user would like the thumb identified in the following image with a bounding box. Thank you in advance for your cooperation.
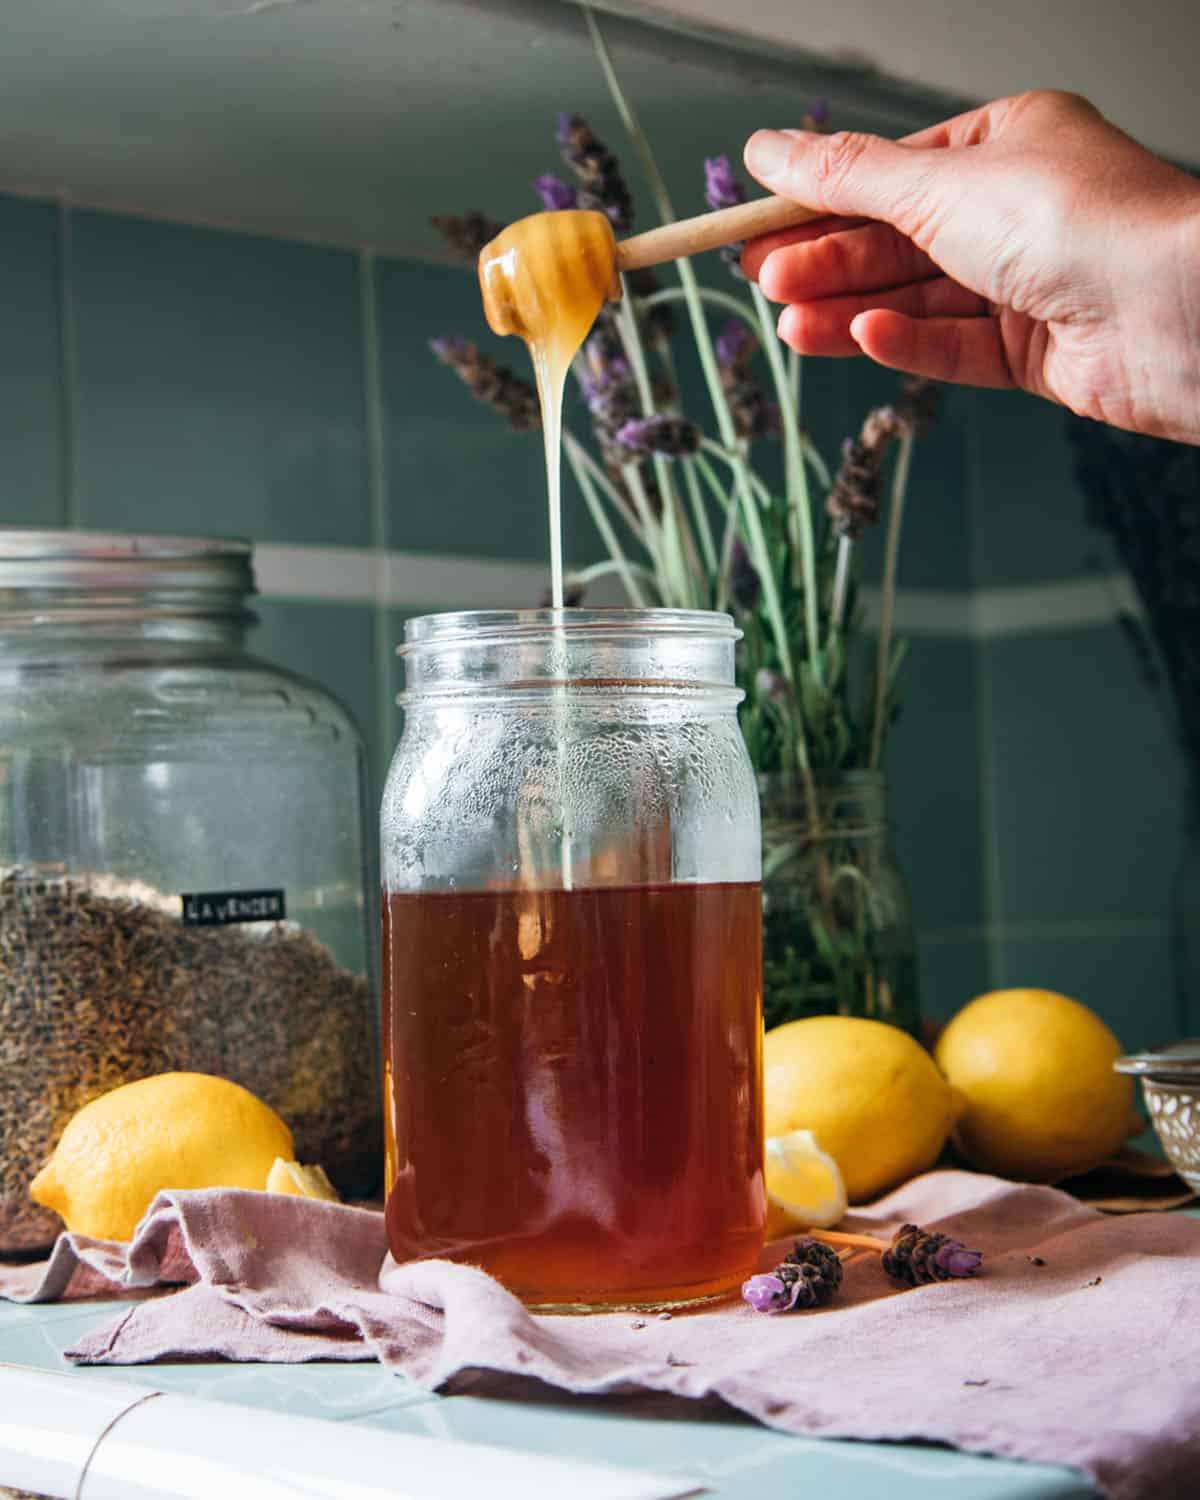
[744,128,941,235]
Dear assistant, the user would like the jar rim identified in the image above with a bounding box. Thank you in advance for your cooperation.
[399,607,740,656]
[0,528,255,597]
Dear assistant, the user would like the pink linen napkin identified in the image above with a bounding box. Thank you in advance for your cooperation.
[3,1169,1199,1500]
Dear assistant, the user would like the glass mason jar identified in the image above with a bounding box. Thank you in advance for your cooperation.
[760,770,919,1036]
[0,531,378,1252]
[381,609,764,1312]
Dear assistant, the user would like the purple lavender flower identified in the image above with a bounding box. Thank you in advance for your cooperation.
[803,99,830,130]
[703,156,750,280]
[714,320,775,441]
[429,212,504,265]
[557,114,633,232]
[704,154,746,212]
[617,415,702,459]
[430,337,540,433]
[742,1272,797,1314]
[936,1242,984,1278]
[743,1241,843,1314]
[716,319,755,372]
[882,1223,984,1286]
[533,174,578,212]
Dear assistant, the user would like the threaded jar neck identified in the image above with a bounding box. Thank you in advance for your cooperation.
[398,608,743,707]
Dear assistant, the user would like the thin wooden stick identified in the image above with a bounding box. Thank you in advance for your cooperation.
[617,195,821,272]
[806,1227,890,1253]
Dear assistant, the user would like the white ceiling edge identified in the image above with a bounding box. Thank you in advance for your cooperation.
[590,0,1200,167]
[0,0,977,264]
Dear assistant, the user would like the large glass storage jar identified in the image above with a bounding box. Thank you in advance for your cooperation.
[381,609,764,1312]
[0,531,378,1252]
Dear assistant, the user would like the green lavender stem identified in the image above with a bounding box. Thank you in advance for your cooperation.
[751,282,820,682]
[564,432,649,607]
[869,429,914,768]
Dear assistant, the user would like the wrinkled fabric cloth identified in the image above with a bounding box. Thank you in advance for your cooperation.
[3,1170,1199,1500]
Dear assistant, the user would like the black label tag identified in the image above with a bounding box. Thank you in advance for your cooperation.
[181,888,287,926]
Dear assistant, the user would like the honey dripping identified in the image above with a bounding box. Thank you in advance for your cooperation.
[479,210,620,609]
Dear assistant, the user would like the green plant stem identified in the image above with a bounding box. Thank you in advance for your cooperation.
[751,283,820,681]
[615,284,698,608]
[829,534,853,636]
[637,286,757,328]
[572,557,659,593]
[869,429,915,768]
[565,429,647,546]
[564,433,649,607]
[682,458,718,578]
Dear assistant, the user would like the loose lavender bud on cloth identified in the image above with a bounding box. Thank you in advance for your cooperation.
[743,1239,844,1314]
[616,415,702,459]
[882,1223,984,1286]
[430,338,540,433]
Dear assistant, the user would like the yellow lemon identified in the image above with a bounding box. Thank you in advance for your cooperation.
[30,1072,293,1241]
[764,1015,960,1203]
[266,1158,340,1202]
[763,1128,847,1231]
[935,988,1135,1181]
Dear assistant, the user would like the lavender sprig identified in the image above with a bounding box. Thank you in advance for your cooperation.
[826,379,939,538]
[703,154,748,280]
[430,337,540,433]
[430,212,504,265]
[533,174,578,212]
[716,318,778,443]
[557,113,634,233]
[742,1238,844,1314]
[616,415,702,459]
[881,1224,984,1286]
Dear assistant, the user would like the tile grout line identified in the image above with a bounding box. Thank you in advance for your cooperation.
[964,389,1004,988]
[54,199,83,528]
[358,250,394,797]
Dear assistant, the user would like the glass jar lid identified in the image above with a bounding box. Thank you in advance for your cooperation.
[0,529,254,596]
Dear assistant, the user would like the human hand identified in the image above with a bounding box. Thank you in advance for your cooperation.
[742,91,1200,444]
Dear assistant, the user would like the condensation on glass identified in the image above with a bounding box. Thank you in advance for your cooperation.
[382,608,764,1311]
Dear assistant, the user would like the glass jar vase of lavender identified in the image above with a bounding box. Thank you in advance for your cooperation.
[760,770,918,1036]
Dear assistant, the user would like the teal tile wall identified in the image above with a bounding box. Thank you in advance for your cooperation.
[376,256,605,573]
[967,390,1190,1046]
[982,623,1186,927]
[70,213,371,545]
[971,387,1119,586]
[0,196,65,524]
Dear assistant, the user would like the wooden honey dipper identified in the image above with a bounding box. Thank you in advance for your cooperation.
[476,195,819,612]
[479,196,820,339]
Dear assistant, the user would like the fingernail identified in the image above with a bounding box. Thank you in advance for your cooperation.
[745,129,792,179]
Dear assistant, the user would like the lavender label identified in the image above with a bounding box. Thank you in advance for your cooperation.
[181,888,286,926]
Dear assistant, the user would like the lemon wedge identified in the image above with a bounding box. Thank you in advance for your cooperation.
[265,1158,341,1203]
[763,1128,847,1229]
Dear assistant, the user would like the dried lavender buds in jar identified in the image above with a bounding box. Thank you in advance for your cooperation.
[0,870,378,1252]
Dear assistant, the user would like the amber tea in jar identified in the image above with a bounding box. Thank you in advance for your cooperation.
[381,609,764,1311]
